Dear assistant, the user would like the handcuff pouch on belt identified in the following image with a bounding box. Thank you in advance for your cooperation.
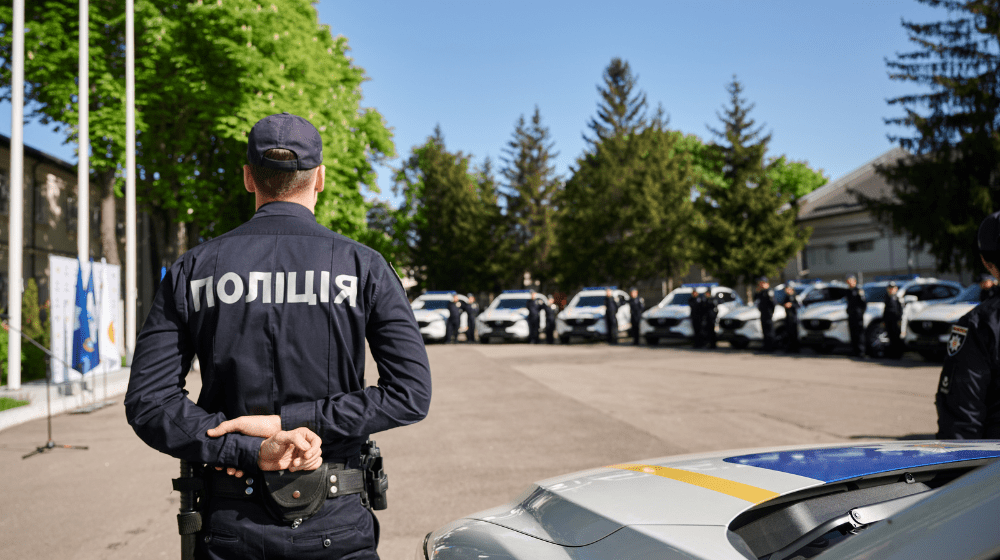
[261,463,330,524]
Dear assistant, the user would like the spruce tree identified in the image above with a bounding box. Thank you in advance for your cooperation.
[501,107,560,290]
[585,58,648,145]
[859,0,1000,274]
[696,77,808,288]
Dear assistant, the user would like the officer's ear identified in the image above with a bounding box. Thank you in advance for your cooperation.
[314,165,326,195]
[243,165,256,193]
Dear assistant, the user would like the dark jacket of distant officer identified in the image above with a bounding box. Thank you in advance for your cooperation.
[629,289,644,345]
[883,282,904,359]
[690,290,706,348]
[446,296,462,344]
[544,297,557,344]
[755,278,776,351]
[604,290,618,344]
[703,292,719,349]
[846,275,867,357]
[783,285,801,353]
[124,113,431,560]
[462,296,479,343]
[526,293,540,344]
[936,211,1000,439]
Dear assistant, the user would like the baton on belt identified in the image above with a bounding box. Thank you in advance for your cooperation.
[173,460,203,560]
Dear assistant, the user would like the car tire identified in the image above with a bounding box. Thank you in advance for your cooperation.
[730,338,749,350]
[865,323,889,358]
[645,336,659,346]
[816,343,835,354]
[918,349,944,362]
[560,336,570,345]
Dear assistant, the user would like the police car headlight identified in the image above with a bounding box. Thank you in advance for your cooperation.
[417,532,432,560]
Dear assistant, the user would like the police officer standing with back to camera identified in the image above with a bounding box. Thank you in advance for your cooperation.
[846,274,867,357]
[446,294,462,344]
[526,290,540,344]
[690,288,706,348]
[629,288,644,346]
[125,113,432,560]
[980,273,998,302]
[703,289,719,349]
[544,296,557,344]
[936,211,1000,439]
[755,277,776,352]
[782,284,801,354]
[462,294,479,343]
[604,288,619,344]
[882,281,904,359]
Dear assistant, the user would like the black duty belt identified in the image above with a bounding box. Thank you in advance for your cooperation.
[207,463,365,501]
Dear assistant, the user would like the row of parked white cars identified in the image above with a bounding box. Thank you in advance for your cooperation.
[409,276,979,359]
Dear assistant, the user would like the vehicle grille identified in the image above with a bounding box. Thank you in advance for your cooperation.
[487,320,516,329]
[803,319,832,331]
[567,318,599,327]
[908,320,952,336]
[720,318,745,329]
[650,318,681,327]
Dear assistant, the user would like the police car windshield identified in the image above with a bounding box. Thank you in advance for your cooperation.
[863,285,889,303]
[416,299,451,310]
[574,295,608,307]
[955,284,981,303]
[495,297,530,310]
[662,292,692,306]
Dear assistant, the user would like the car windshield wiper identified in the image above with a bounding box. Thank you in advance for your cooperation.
[766,489,936,560]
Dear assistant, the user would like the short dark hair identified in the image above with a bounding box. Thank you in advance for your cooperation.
[248,148,317,198]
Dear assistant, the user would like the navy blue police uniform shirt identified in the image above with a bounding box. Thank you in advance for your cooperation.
[125,202,432,470]
[936,297,1000,439]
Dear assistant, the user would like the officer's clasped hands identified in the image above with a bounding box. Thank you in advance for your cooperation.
[206,415,323,476]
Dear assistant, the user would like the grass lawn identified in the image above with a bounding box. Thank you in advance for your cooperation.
[0,396,30,411]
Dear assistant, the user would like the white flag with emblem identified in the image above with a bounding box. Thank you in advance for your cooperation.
[98,263,121,368]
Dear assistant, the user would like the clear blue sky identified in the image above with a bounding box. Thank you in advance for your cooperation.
[2,0,941,205]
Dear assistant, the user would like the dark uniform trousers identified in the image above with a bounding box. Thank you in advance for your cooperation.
[690,297,705,348]
[883,296,904,359]
[544,306,556,344]
[526,300,540,344]
[755,290,775,352]
[936,298,1000,439]
[605,297,618,344]
[124,202,432,560]
[846,288,867,356]
[446,302,461,344]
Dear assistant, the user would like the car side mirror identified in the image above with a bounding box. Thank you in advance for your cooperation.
[903,295,918,304]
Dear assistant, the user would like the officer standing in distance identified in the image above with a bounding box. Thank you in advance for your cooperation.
[882,281,904,359]
[544,296,557,344]
[703,290,719,350]
[462,294,479,343]
[604,288,619,345]
[446,294,461,344]
[690,288,706,348]
[782,284,801,354]
[980,273,998,302]
[755,277,776,352]
[125,113,432,560]
[526,291,540,344]
[629,288,644,346]
[846,274,867,357]
[936,211,1000,439]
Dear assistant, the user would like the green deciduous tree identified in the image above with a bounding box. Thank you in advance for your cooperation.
[768,157,827,200]
[696,77,809,288]
[0,0,391,281]
[500,106,560,290]
[859,0,1000,275]
[556,59,699,289]
[394,127,507,293]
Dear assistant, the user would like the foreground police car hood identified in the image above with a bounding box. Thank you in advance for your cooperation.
[643,304,690,319]
[559,305,605,319]
[720,304,761,322]
[425,442,1000,559]
[412,308,450,322]
[908,300,977,323]
[799,300,886,322]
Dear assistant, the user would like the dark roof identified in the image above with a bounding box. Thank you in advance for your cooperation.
[797,147,908,222]
[0,133,77,174]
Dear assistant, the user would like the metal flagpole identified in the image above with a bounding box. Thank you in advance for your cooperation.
[125,0,137,364]
[78,0,90,395]
[7,0,25,391]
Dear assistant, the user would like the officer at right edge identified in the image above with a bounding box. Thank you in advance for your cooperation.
[936,211,1000,439]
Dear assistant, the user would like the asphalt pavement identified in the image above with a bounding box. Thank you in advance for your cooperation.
[0,342,942,560]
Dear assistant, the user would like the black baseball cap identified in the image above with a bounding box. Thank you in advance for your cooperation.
[247,112,323,170]
[756,276,769,284]
[978,211,1000,252]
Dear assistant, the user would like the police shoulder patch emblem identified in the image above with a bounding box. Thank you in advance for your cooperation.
[947,325,969,357]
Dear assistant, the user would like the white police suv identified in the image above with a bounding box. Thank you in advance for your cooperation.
[476,290,550,343]
[639,283,742,345]
[904,283,980,361]
[798,276,961,357]
[718,280,848,349]
[411,291,468,342]
[555,287,631,343]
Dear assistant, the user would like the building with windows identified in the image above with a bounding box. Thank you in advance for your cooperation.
[781,147,965,285]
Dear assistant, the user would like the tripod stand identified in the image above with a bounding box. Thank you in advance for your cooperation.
[1,315,89,459]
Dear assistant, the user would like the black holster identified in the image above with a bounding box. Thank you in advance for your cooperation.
[173,460,204,560]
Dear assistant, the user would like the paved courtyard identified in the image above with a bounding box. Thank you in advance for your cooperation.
[0,343,942,559]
